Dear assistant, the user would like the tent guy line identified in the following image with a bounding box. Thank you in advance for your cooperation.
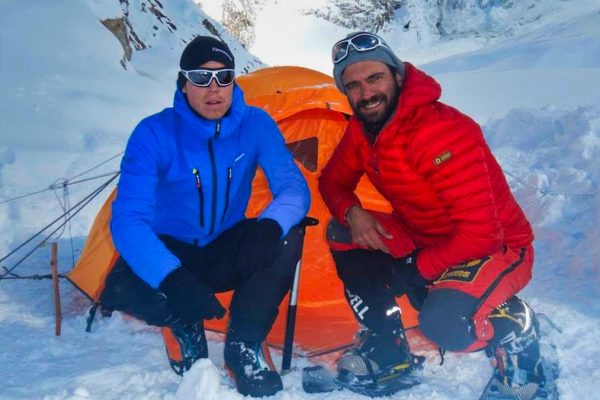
[0,172,119,281]
[0,152,122,205]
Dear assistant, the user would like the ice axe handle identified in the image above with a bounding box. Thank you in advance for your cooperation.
[281,217,319,373]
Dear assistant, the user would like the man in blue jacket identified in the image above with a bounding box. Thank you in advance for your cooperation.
[100,36,310,397]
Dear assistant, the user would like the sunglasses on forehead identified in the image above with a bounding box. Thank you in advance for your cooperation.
[332,32,391,64]
[180,68,235,87]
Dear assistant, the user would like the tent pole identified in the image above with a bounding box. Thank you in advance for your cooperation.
[50,242,62,336]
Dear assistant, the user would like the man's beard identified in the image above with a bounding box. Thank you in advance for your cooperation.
[352,85,400,144]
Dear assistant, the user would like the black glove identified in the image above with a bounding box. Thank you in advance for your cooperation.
[390,250,431,310]
[397,250,430,286]
[159,267,226,324]
[237,218,283,278]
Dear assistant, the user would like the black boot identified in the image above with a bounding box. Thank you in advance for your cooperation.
[336,306,422,386]
[162,320,207,376]
[487,297,544,400]
[224,337,282,397]
[337,328,413,379]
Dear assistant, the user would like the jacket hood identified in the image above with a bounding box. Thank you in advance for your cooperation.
[397,62,442,109]
[172,83,247,139]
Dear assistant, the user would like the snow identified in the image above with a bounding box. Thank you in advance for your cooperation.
[1,0,599,399]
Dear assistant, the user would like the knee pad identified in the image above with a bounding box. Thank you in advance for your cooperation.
[418,289,479,351]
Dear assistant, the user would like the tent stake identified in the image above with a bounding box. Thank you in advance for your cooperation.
[50,242,62,336]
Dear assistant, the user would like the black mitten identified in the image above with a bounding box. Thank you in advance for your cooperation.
[236,218,283,278]
[159,267,225,324]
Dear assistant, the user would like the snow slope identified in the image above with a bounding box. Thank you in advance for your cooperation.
[0,0,262,253]
[1,0,599,399]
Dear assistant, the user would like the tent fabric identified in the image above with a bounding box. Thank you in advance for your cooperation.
[68,66,423,357]
[68,189,118,300]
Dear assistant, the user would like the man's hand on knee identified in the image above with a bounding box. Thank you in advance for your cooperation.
[345,206,392,253]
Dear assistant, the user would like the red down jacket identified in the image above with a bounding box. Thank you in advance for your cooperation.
[318,63,533,281]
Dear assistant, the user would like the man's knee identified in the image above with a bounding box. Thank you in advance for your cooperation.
[269,224,304,276]
[418,289,479,351]
[326,218,353,244]
[281,223,304,253]
[326,218,375,285]
[331,249,373,287]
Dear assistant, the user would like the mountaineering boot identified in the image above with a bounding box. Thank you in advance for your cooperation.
[335,302,424,395]
[224,337,283,397]
[487,296,545,400]
[162,320,208,375]
[301,304,422,397]
[336,326,417,384]
[336,305,423,392]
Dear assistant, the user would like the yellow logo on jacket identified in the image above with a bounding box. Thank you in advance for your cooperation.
[433,150,453,166]
[437,256,491,283]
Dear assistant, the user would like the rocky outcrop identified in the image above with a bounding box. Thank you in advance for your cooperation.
[100,16,144,68]
[96,0,264,72]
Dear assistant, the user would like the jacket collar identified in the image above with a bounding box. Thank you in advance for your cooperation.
[397,62,442,109]
[172,83,247,139]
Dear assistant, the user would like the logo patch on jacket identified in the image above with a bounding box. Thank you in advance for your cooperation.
[437,256,490,283]
[433,150,453,166]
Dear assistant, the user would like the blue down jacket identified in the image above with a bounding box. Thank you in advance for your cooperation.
[111,85,310,288]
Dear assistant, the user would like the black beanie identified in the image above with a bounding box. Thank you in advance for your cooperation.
[177,36,235,89]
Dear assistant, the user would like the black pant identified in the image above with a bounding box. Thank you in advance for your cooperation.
[333,249,408,334]
[327,219,427,335]
[100,219,305,342]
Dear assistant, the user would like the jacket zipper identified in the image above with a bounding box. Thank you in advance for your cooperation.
[207,121,221,234]
[191,168,204,227]
[221,167,232,223]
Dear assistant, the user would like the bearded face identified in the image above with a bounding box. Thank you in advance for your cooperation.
[341,61,403,143]
[353,84,400,141]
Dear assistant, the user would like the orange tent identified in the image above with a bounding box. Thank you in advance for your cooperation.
[68,66,422,358]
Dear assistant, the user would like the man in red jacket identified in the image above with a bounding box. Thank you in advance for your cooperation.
[319,32,545,397]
